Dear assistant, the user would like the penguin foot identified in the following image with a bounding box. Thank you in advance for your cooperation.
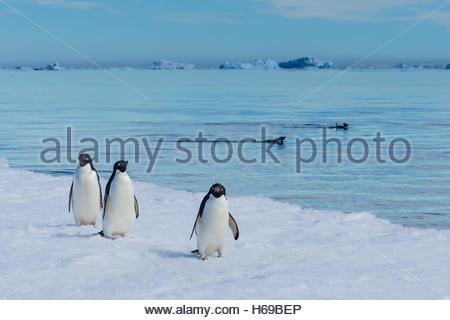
[218,252,223,258]
[92,223,96,228]
[98,231,115,239]
[121,233,126,238]
[200,254,206,260]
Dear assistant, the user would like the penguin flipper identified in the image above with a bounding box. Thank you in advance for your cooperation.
[134,195,139,219]
[189,193,209,240]
[68,181,73,212]
[228,213,239,240]
[189,215,199,240]
[94,169,103,209]
[103,198,109,219]
[103,169,114,219]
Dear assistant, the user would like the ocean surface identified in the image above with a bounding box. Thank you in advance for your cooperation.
[1,69,449,229]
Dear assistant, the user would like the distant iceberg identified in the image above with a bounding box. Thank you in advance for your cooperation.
[445,63,450,70]
[278,57,333,69]
[33,62,63,71]
[219,61,249,69]
[219,58,279,70]
[149,60,194,70]
[108,67,133,70]
[394,63,424,70]
[394,63,445,70]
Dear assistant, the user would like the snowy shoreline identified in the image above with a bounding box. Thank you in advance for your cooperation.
[1,158,450,299]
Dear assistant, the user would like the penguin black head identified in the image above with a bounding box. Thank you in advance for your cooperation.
[209,183,226,198]
[114,160,128,173]
[78,154,92,167]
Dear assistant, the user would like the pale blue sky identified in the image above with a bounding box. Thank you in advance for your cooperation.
[0,0,449,67]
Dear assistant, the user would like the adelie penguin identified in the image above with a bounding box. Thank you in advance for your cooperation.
[68,154,102,227]
[263,136,286,145]
[190,183,239,260]
[99,160,139,238]
[335,123,349,130]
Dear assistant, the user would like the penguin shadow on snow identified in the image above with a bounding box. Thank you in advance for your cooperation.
[47,223,79,228]
[98,233,136,240]
[53,231,99,239]
[151,249,193,259]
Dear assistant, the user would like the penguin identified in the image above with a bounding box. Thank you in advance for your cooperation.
[263,136,286,145]
[68,154,102,227]
[335,122,349,130]
[100,160,139,238]
[190,183,239,260]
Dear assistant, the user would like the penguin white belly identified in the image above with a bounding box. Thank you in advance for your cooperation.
[72,166,100,225]
[103,173,135,237]
[196,196,229,254]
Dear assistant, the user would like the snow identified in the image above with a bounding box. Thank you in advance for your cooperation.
[149,60,194,70]
[219,58,279,69]
[278,57,333,69]
[1,158,450,299]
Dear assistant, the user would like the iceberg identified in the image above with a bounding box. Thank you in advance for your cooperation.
[394,63,425,70]
[33,62,63,71]
[278,57,333,69]
[219,58,279,69]
[394,63,445,70]
[248,58,280,69]
[219,61,249,69]
[445,63,450,70]
[108,67,133,70]
[149,60,194,70]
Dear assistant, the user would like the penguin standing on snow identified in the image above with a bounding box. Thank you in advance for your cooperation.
[68,154,102,227]
[100,160,139,238]
[190,183,239,260]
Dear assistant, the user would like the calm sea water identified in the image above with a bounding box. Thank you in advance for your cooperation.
[1,69,449,229]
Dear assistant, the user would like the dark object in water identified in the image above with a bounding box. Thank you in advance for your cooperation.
[263,137,286,145]
[164,136,287,144]
[335,123,349,130]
